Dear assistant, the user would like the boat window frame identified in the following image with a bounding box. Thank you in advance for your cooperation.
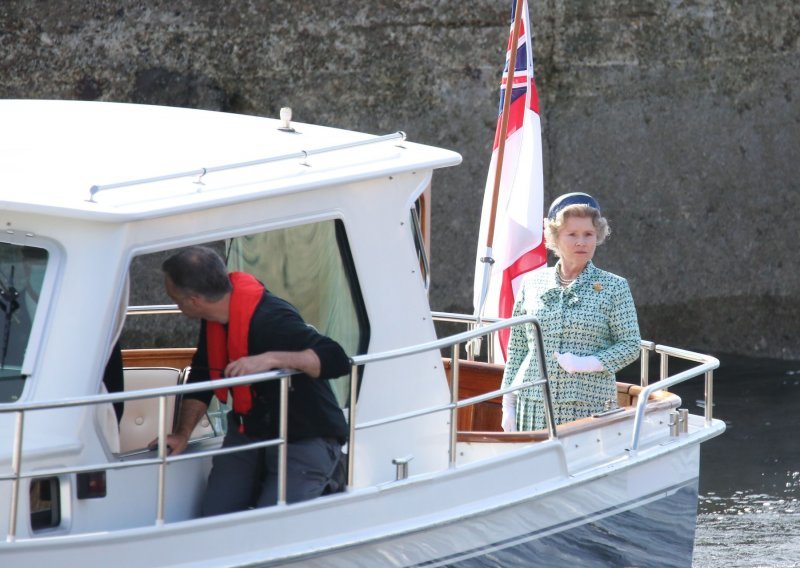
[407,188,431,293]
[119,214,370,409]
[0,234,63,403]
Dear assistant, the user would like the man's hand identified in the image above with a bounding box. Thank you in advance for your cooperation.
[148,398,208,456]
[148,432,189,456]
[224,353,279,377]
[224,349,322,379]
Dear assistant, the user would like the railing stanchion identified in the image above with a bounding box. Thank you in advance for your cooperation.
[640,345,650,387]
[532,321,557,439]
[277,376,290,505]
[156,395,168,526]
[660,352,669,384]
[704,370,714,424]
[347,363,359,488]
[449,343,460,469]
[466,322,476,362]
[7,410,24,542]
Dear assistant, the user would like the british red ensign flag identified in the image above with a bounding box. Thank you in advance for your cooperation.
[473,0,546,361]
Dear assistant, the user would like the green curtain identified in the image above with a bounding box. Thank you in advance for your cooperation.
[227,222,360,407]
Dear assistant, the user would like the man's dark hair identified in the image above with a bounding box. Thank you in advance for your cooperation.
[162,246,232,301]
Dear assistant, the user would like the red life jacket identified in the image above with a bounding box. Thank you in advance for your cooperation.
[206,272,265,416]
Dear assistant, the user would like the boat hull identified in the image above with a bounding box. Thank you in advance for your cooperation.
[433,480,698,567]
[276,443,700,567]
[2,437,702,567]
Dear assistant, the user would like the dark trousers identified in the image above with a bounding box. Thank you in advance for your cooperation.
[201,425,344,516]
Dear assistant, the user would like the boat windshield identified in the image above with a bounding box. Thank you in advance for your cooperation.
[0,243,48,403]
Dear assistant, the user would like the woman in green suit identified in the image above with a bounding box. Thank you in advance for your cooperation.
[501,193,641,431]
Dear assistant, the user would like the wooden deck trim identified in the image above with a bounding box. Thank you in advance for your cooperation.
[122,348,196,370]
[457,392,680,443]
[444,358,682,443]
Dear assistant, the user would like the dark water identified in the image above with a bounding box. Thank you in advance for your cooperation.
[666,354,800,567]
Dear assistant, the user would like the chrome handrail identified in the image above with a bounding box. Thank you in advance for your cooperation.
[433,311,499,363]
[1,369,294,542]
[3,314,551,541]
[126,305,181,316]
[351,378,544,433]
[431,312,719,454]
[89,131,407,201]
[346,314,555,486]
[628,344,719,452]
[0,371,291,412]
[2,308,718,541]
[349,315,538,367]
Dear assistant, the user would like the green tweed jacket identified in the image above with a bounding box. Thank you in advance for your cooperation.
[501,261,641,430]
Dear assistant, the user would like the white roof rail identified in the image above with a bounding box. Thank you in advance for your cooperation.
[88,131,407,202]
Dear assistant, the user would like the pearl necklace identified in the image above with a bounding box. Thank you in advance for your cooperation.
[556,267,583,288]
[557,267,577,287]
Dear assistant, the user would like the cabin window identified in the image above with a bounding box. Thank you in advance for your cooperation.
[410,200,430,292]
[0,243,49,403]
[405,189,430,293]
[121,219,367,410]
[226,219,369,407]
[30,476,61,531]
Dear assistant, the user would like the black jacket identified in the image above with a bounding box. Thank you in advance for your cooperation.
[186,290,350,443]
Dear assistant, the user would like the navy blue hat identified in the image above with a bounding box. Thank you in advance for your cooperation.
[547,192,601,220]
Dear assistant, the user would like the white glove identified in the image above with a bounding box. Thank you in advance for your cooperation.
[555,352,604,374]
[501,393,518,432]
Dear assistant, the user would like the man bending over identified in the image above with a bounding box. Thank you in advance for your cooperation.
[161,245,350,515]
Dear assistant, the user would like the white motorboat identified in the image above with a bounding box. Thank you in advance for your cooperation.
[0,100,723,566]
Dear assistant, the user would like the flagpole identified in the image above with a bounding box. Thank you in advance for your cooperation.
[486,0,526,251]
[471,0,526,360]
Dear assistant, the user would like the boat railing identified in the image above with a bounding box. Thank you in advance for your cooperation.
[1,310,717,540]
[347,314,556,484]
[127,308,558,476]
[0,370,294,541]
[431,311,719,452]
[628,344,718,452]
[0,313,550,541]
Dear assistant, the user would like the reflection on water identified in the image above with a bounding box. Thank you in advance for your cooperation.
[665,354,800,567]
[696,496,800,568]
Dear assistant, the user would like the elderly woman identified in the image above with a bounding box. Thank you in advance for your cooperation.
[501,192,641,431]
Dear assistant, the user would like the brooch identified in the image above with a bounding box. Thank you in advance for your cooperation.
[593,283,603,292]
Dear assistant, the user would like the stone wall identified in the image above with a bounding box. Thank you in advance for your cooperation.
[1,1,798,358]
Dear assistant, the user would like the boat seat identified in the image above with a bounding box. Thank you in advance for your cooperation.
[456,385,682,443]
[443,358,684,443]
[118,366,215,454]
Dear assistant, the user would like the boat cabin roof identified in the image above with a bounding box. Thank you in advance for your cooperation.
[0,100,460,222]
